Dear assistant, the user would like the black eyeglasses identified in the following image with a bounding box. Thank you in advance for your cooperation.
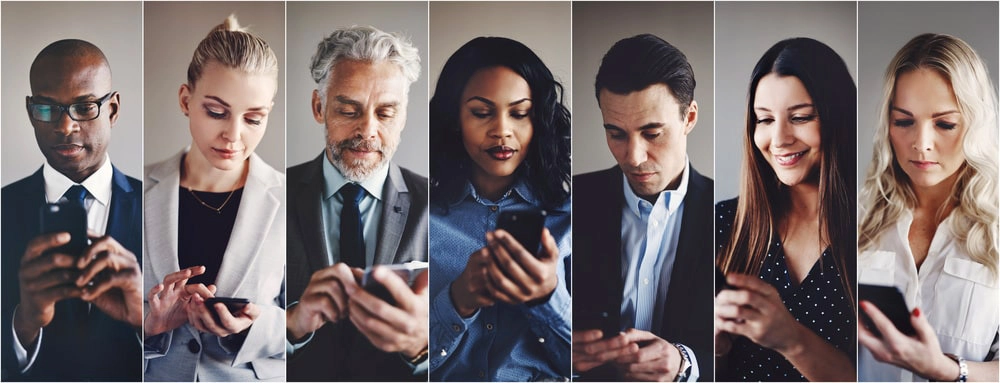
[26,92,116,122]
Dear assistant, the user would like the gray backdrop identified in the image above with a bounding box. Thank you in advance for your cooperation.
[286,1,429,174]
[1,1,142,184]
[429,1,571,113]
[858,2,999,188]
[572,1,714,177]
[715,1,857,202]
[143,1,285,170]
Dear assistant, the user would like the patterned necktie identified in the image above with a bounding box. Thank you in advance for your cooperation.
[339,183,367,268]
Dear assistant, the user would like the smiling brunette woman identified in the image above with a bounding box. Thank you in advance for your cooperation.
[858,33,998,382]
[715,38,857,381]
[428,37,572,381]
[142,15,286,381]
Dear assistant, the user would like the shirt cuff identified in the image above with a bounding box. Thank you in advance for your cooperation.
[285,301,316,357]
[429,285,480,371]
[676,343,699,382]
[522,280,571,326]
[11,307,42,373]
[399,351,429,376]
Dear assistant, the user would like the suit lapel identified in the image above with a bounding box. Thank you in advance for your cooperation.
[144,153,183,287]
[106,167,138,254]
[296,155,331,271]
[215,154,280,296]
[374,164,409,265]
[658,167,709,335]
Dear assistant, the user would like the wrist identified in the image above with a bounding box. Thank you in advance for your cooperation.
[285,306,310,341]
[12,306,41,346]
[401,342,428,360]
[775,322,808,358]
[448,281,476,317]
[927,353,963,381]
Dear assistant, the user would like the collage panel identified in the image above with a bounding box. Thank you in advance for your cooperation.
[427,1,572,381]
[714,1,858,381]
[141,1,286,381]
[857,2,1000,382]
[1,1,143,381]
[571,1,715,382]
[284,1,430,381]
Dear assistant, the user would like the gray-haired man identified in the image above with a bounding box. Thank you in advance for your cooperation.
[285,26,429,381]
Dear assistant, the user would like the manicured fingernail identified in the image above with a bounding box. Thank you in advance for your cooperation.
[912,308,921,317]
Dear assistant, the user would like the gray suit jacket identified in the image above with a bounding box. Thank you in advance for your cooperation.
[287,154,428,381]
[142,150,286,381]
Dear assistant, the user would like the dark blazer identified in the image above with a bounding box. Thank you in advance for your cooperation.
[287,154,429,382]
[1,166,142,381]
[573,165,714,381]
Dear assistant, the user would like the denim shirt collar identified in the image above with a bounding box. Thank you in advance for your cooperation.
[448,177,538,208]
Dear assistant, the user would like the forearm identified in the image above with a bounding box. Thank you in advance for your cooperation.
[780,322,855,382]
[966,360,999,382]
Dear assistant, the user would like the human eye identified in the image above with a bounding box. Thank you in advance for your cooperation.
[936,121,957,130]
[642,130,663,140]
[71,102,98,115]
[377,108,397,120]
[791,114,817,124]
[892,119,914,128]
[755,116,774,125]
[471,108,493,119]
[510,109,531,119]
[337,107,359,118]
[606,129,626,140]
[204,105,228,120]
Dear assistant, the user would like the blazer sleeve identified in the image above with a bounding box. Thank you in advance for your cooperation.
[230,268,286,366]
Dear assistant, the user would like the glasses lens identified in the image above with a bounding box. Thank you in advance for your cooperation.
[69,102,100,121]
[30,104,56,122]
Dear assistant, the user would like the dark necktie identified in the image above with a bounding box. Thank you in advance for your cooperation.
[339,183,367,268]
[63,184,89,208]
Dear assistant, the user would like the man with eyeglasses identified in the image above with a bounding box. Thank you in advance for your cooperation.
[1,39,142,381]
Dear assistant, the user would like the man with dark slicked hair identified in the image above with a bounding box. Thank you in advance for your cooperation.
[1,39,142,381]
[572,34,714,381]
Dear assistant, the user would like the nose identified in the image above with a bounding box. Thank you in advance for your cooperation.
[771,118,795,148]
[913,122,933,152]
[488,115,513,139]
[54,109,80,136]
[356,112,378,139]
[221,119,241,142]
[624,137,648,167]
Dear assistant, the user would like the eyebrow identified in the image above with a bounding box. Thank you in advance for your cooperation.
[754,103,814,113]
[603,122,664,131]
[206,95,269,112]
[466,96,532,107]
[31,94,101,103]
[336,95,399,109]
[890,106,959,118]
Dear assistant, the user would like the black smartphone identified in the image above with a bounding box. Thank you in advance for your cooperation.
[859,284,916,337]
[204,297,250,324]
[496,209,547,256]
[600,311,620,339]
[39,202,88,257]
[362,262,428,306]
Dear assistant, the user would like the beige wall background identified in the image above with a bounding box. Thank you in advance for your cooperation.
[286,1,429,174]
[143,1,285,170]
[2,1,142,184]
[429,1,571,114]
[572,1,714,177]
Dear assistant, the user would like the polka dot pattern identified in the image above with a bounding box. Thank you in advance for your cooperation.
[716,199,856,381]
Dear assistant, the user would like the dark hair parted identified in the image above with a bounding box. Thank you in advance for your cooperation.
[430,37,571,209]
[595,34,695,115]
[718,38,857,310]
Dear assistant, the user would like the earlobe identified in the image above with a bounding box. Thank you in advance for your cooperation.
[108,93,121,125]
[684,101,699,135]
[179,84,191,117]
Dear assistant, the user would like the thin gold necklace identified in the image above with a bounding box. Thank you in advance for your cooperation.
[187,187,236,214]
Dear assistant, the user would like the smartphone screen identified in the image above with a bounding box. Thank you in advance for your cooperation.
[39,202,88,257]
[496,209,546,256]
[859,284,916,337]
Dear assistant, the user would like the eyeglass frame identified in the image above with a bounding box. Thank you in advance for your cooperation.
[25,91,117,122]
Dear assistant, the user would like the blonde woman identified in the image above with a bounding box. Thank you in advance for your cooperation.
[858,33,999,382]
[141,15,285,381]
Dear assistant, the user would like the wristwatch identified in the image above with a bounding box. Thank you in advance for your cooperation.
[673,343,692,382]
[944,353,968,382]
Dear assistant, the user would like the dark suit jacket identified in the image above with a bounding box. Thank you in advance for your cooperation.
[287,154,429,382]
[573,166,714,381]
[1,166,142,381]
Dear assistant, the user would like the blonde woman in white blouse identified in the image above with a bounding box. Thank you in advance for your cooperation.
[858,33,998,382]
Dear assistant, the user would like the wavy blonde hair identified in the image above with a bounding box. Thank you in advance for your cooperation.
[859,33,998,278]
[187,14,278,88]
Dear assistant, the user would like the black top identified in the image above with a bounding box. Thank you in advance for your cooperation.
[716,198,855,382]
[178,187,243,286]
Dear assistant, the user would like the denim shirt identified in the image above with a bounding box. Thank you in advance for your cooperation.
[429,179,572,381]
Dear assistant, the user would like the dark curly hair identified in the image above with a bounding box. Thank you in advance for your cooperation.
[430,37,571,209]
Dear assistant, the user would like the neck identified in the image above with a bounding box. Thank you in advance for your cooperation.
[472,171,516,202]
[785,182,820,220]
[912,171,960,212]
[181,151,247,192]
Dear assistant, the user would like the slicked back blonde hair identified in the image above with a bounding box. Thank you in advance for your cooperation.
[860,33,999,278]
[187,14,278,88]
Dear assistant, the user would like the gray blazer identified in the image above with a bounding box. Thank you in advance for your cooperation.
[287,154,429,381]
[142,150,286,381]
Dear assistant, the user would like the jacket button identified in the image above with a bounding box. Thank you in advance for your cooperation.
[187,339,201,353]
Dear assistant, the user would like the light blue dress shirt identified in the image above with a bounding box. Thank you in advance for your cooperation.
[429,179,572,381]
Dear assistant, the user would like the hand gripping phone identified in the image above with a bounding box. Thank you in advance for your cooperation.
[496,209,547,257]
[39,202,88,258]
[859,284,917,337]
[361,261,428,305]
[204,297,250,324]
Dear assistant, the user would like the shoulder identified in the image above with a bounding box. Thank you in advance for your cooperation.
[687,165,714,192]
[144,150,185,184]
[397,165,428,195]
[2,169,43,196]
[715,197,739,236]
[574,166,620,186]
[287,154,323,181]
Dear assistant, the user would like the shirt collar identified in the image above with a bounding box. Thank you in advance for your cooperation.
[622,158,691,218]
[43,153,113,206]
[322,154,388,201]
[450,177,538,208]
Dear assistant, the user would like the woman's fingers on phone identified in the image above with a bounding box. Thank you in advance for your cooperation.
[861,300,905,343]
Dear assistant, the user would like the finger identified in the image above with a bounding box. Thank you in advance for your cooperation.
[412,269,429,296]
[350,287,410,330]
[716,289,767,312]
[573,329,605,344]
[20,252,76,280]
[24,268,80,292]
[213,303,243,332]
[148,283,164,302]
[908,307,936,343]
[75,251,113,286]
[725,273,777,297]
[861,300,909,344]
[857,319,889,357]
[491,230,546,284]
[82,269,134,300]
[37,284,85,304]
[348,298,416,353]
[77,235,125,268]
[716,317,750,337]
[331,263,359,295]
[193,296,229,336]
[163,266,206,286]
[23,233,71,263]
[370,266,417,311]
[308,277,349,319]
[184,283,216,298]
[714,302,761,322]
[578,333,632,356]
[207,284,217,295]
[484,256,528,302]
[616,337,668,364]
[241,302,261,320]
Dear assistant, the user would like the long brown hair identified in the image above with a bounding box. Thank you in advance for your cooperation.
[718,38,856,311]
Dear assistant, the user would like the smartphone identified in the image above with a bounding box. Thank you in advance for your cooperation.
[362,261,428,305]
[715,267,733,295]
[205,297,250,324]
[39,202,88,257]
[600,311,620,339]
[859,284,916,337]
[496,209,547,256]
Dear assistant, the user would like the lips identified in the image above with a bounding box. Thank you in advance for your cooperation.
[486,146,517,160]
[909,160,939,170]
[213,147,242,159]
[52,144,84,157]
[774,150,807,166]
[630,172,656,183]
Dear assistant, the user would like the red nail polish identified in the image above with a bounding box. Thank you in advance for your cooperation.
[912,308,921,317]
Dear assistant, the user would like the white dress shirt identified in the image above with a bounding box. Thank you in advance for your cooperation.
[859,209,999,381]
[12,155,113,371]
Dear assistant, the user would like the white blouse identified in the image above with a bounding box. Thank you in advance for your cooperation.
[859,210,999,381]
